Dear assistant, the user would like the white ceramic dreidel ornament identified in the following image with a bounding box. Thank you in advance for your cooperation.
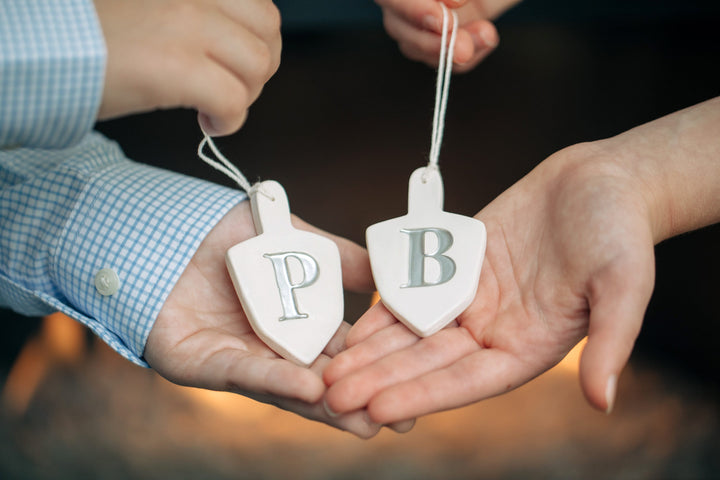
[366,167,486,337]
[225,181,344,366]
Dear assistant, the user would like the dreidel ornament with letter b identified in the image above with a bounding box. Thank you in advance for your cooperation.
[225,181,343,366]
[367,167,486,337]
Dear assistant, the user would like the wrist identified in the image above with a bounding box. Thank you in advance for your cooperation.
[590,137,671,245]
[597,97,720,244]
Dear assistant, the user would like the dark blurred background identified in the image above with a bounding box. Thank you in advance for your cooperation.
[2,0,719,478]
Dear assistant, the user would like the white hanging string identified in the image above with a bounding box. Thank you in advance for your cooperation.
[198,131,275,200]
[427,4,459,171]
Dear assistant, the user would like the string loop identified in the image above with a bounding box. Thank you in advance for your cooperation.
[426,4,458,178]
[198,132,275,201]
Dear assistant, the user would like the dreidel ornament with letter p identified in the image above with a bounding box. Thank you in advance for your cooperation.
[225,181,344,366]
[367,167,486,337]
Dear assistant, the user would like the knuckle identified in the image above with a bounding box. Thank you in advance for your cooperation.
[224,85,251,117]
[255,42,274,75]
[257,1,282,38]
[382,13,401,39]
[248,42,277,83]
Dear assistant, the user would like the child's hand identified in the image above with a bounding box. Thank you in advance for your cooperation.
[94,0,281,136]
[377,0,518,72]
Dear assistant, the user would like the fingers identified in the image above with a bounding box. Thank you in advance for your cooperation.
[324,319,421,386]
[386,10,476,66]
[323,321,352,357]
[376,0,445,28]
[378,0,499,70]
[345,301,401,348]
[243,354,414,439]
[365,347,526,423]
[184,59,254,136]
[579,255,655,413]
[212,346,327,403]
[199,1,281,135]
[455,20,499,72]
[324,326,480,416]
[97,0,282,136]
[327,334,537,424]
[388,418,416,433]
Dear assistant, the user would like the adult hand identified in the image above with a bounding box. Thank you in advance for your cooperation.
[325,97,720,424]
[144,202,414,438]
[94,0,282,136]
[377,0,520,72]
[324,140,658,423]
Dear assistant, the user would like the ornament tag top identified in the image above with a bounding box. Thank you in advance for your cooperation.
[366,167,486,337]
[225,181,343,366]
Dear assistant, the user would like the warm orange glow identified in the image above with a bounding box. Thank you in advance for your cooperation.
[2,312,87,415]
[42,312,87,364]
[554,336,587,375]
[1,337,50,415]
[370,291,381,306]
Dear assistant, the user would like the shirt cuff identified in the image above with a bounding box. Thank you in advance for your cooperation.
[45,139,245,366]
[0,0,106,149]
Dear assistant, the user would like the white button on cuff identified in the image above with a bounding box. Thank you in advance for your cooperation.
[95,268,120,296]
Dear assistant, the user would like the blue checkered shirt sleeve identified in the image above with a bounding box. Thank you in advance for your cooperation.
[0,133,246,366]
[0,0,106,149]
[0,0,247,366]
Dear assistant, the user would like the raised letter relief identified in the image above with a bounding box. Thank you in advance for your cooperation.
[225,181,343,366]
[400,228,456,288]
[263,252,319,321]
[366,167,487,337]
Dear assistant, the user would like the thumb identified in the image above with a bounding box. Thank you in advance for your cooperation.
[579,256,655,413]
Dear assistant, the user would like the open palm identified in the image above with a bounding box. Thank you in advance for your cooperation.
[324,143,657,424]
[143,202,402,437]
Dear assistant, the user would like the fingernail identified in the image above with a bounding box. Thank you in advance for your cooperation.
[478,26,498,49]
[422,15,441,32]
[323,398,340,418]
[605,374,617,414]
[198,113,220,137]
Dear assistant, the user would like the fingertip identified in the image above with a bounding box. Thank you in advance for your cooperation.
[324,322,352,358]
[580,371,619,414]
[345,301,398,348]
[322,381,350,415]
[293,368,327,404]
[467,20,499,50]
[322,354,346,386]
[605,373,618,414]
[452,30,476,65]
[388,418,416,434]
[579,340,621,413]
[322,397,340,418]
[348,410,383,440]
[274,361,326,404]
[367,395,400,425]
[197,110,248,137]
[198,112,220,137]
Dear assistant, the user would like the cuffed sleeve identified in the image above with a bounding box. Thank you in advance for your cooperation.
[0,0,106,149]
[0,132,246,366]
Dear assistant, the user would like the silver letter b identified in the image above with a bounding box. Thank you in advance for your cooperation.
[401,228,456,288]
